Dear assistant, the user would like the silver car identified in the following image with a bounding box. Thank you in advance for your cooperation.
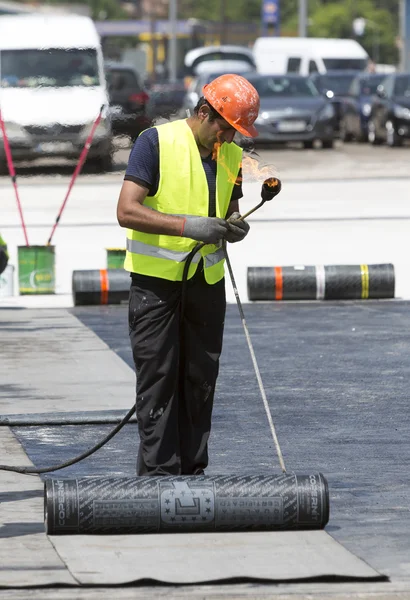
[241,74,336,149]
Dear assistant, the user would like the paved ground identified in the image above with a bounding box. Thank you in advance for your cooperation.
[1,137,410,596]
[0,303,410,597]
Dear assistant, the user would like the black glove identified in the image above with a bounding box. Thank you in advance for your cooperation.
[225,212,250,243]
[181,216,229,244]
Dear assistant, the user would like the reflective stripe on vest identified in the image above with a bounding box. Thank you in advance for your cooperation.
[126,238,202,264]
[126,238,224,269]
[124,119,242,284]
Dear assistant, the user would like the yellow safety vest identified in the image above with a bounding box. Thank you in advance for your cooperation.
[124,119,242,284]
[0,234,8,258]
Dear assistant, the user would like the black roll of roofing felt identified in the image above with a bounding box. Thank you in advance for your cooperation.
[247,264,395,301]
[45,473,329,535]
[72,269,130,306]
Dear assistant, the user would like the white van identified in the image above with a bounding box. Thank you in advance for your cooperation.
[0,14,113,172]
[253,37,369,76]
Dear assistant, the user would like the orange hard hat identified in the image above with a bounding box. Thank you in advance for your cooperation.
[203,73,260,138]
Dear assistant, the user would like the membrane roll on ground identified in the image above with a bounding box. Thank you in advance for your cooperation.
[72,269,130,306]
[247,264,395,301]
[45,473,329,535]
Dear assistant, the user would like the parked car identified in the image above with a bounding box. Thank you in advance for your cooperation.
[308,70,359,133]
[182,60,257,116]
[239,74,335,148]
[367,73,410,146]
[339,73,385,142]
[0,14,113,173]
[105,62,151,139]
[146,80,187,122]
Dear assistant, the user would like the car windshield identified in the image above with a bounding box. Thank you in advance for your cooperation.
[360,76,385,95]
[0,49,100,88]
[192,52,255,71]
[316,75,356,94]
[250,76,319,97]
[323,58,368,70]
[393,76,410,97]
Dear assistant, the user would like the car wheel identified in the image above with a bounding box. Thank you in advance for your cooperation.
[386,121,402,147]
[368,119,382,145]
[322,139,334,149]
[340,121,353,143]
[303,140,314,149]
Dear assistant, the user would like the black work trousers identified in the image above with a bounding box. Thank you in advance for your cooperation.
[129,266,226,476]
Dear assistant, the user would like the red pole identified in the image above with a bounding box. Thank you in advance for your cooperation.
[46,105,106,246]
[0,107,30,246]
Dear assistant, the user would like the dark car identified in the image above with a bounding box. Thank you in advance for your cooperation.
[367,73,410,147]
[105,62,151,139]
[339,73,386,142]
[146,80,187,121]
[308,70,359,133]
[240,74,335,149]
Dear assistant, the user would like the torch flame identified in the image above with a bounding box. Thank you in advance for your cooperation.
[263,176,279,188]
[242,157,278,183]
[212,141,242,185]
[212,142,278,186]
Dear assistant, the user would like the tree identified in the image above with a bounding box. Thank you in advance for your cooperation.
[306,0,398,64]
[41,0,128,20]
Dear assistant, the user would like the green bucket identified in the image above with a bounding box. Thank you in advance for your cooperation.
[106,248,126,270]
[18,245,55,295]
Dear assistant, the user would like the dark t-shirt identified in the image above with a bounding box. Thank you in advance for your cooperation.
[124,127,243,218]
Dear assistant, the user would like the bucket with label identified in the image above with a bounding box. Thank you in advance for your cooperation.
[18,245,55,295]
[106,248,126,270]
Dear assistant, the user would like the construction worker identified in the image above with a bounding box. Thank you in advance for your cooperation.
[0,234,8,275]
[117,74,261,477]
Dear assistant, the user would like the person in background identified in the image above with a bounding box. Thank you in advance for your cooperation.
[0,234,8,275]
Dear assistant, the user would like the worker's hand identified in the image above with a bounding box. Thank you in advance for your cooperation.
[181,216,229,245]
[225,212,250,243]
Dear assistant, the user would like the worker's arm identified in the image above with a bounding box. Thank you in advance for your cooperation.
[117,181,185,235]
[118,128,230,243]
[117,181,229,244]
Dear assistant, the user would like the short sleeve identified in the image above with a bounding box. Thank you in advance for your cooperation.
[124,128,159,194]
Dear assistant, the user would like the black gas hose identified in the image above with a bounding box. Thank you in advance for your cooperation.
[0,179,279,476]
[0,245,204,476]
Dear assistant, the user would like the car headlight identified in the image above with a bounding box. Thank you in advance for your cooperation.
[361,103,372,117]
[0,122,28,140]
[317,103,334,120]
[394,105,410,120]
